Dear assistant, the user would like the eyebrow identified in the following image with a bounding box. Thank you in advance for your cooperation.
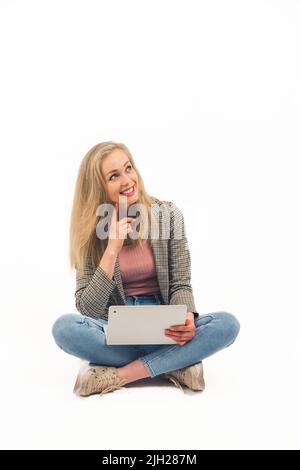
[106,161,130,177]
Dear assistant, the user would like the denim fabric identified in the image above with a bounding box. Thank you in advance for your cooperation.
[52,293,240,377]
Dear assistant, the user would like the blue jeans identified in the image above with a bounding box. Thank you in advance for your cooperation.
[52,293,240,377]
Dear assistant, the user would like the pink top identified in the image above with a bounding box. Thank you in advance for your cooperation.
[118,239,161,296]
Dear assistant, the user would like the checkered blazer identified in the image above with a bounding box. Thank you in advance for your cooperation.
[75,197,198,321]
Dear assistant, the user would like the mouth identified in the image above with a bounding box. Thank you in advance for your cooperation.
[120,185,136,197]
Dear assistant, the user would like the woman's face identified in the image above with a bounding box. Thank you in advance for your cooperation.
[101,148,139,206]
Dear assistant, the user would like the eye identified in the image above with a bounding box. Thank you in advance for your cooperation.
[109,165,132,181]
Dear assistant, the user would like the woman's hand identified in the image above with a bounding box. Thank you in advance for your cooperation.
[107,202,135,255]
[165,312,196,346]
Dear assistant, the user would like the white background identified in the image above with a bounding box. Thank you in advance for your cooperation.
[0,0,299,450]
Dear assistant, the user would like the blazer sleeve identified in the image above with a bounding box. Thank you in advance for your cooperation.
[75,255,117,319]
[168,202,199,319]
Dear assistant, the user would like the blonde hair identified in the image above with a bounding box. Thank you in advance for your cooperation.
[69,141,154,272]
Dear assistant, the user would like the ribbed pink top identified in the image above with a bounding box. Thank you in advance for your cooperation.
[118,239,161,296]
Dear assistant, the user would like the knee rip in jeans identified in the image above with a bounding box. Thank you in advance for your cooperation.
[78,315,106,332]
[195,314,214,326]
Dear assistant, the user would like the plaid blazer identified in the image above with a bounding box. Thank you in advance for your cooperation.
[75,197,199,321]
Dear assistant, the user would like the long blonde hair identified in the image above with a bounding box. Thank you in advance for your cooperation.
[69,141,154,272]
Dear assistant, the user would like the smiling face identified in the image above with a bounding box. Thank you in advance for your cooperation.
[101,148,139,206]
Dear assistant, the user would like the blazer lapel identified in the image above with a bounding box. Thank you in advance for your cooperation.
[150,237,169,305]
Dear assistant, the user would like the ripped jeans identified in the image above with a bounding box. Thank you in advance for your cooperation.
[52,293,240,377]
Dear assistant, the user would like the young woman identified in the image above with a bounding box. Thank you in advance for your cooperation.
[52,141,240,396]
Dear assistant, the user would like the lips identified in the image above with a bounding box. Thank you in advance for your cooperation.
[120,185,135,196]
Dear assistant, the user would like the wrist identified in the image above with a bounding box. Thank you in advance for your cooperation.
[106,245,119,258]
[187,311,195,322]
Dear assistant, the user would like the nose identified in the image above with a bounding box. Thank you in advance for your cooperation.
[120,174,133,187]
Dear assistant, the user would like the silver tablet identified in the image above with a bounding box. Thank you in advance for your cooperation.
[104,304,188,345]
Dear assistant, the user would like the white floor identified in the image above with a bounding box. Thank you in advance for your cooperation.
[1,322,299,450]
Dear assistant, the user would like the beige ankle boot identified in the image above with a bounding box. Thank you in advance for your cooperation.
[163,362,205,393]
[73,364,129,397]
